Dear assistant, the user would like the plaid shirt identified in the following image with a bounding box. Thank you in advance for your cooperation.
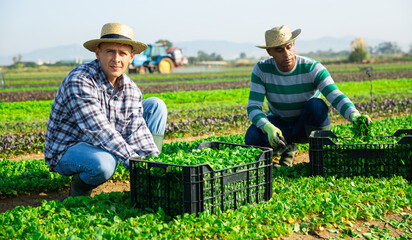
[44,60,159,171]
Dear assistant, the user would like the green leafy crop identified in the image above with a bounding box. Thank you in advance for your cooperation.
[352,114,372,140]
[146,145,262,170]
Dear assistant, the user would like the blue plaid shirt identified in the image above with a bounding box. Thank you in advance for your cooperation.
[45,60,159,171]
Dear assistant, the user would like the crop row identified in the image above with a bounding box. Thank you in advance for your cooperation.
[3,61,412,80]
[1,78,411,118]
[1,69,411,102]
[0,128,412,239]
[3,116,411,197]
[0,96,410,157]
[0,134,247,197]
[1,117,411,238]
[0,80,250,102]
[1,172,410,238]
[1,113,410,160]
[1,92,409,128]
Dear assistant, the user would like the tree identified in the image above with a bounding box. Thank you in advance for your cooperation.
[349,38,369,62]
[239,52,247,59]
[155,39,173,48]
[12,54,22,64]
[197,51,210,61]
[209,52,223,61]
[196,51,223,61]
[375,42,402,54]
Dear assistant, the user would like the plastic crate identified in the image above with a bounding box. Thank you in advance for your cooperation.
[309,129,412,180]
[129,141,273,216]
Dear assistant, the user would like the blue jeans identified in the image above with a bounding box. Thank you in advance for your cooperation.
[54,97,167,186]
[245,98,330,148]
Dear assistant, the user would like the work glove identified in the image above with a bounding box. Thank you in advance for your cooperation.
[350,112,372,126]
[263,122,286,149]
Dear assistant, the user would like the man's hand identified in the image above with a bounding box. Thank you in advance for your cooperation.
[350,112,372,126]
[263,122,286,148]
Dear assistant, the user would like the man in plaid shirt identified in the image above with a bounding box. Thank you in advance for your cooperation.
[45,23,167,197]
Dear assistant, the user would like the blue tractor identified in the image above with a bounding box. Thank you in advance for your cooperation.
[129,43,183,74]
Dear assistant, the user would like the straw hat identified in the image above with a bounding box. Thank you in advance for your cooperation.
[257,25,301,49]
[83,23,148,53]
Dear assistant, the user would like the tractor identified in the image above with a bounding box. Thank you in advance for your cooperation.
[129,43,184,74]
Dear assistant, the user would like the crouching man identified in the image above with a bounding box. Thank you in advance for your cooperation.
[245,25,370,167]
[45,23,167,197]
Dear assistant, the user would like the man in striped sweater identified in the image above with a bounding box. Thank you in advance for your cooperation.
[245,25,371,167]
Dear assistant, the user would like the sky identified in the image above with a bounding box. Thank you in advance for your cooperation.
[0,0,411,57]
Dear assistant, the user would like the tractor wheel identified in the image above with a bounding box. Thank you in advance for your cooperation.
[158,58,174,74]
[138,66,146,74]
[129,67,136,74]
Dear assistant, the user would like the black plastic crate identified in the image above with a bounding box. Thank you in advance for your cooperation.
[309,129,412,180]
[129,141,273,216]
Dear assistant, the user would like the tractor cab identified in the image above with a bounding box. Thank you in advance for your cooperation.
[147,44,168,61]
[129,43,183,74]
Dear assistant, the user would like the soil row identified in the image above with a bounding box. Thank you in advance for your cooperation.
[2,69,412,102]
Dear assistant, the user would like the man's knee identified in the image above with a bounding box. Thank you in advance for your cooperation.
[143,97,167,134]
[244,127,256,145]
[245,125,268,147]
[304,98,330,126]
[143,97,167,115]
[87,153,117,185]
[306,98,328,113]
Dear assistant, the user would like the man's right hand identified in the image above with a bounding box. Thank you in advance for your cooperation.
[263,122,286,148]
[350,112,372,126]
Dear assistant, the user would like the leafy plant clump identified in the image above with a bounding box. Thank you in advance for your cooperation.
[146,144,263,170]
[0,158,130,197]
[316,116,411,180]
[332,115,411,144]
[352,114,372,140]
[0,134,248,197]
[1,176,410,239]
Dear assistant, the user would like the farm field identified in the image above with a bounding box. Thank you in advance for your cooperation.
[0,62,411,239]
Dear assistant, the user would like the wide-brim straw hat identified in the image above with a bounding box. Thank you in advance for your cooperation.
[257,25,301,49]
[83,23,148,53]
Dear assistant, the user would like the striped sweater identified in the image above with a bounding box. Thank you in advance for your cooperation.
[247,55,359,129]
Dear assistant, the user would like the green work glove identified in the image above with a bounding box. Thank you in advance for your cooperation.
[263,122,286,148]
[350,112,372,125]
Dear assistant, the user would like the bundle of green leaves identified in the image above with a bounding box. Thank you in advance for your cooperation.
[333,115,411,144]
[146,145,263,170]
[352,114,372,141]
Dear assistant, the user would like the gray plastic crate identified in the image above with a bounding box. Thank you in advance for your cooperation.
[309,129,412,180]
[129,141,273,216]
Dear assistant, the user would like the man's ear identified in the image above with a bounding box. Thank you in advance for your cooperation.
[129,51,135,64]
[95,46,100,60]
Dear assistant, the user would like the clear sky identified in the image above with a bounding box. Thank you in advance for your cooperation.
[0,0,411,56]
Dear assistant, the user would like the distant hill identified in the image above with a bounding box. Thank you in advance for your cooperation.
[175,37,391,59]
[175,40,263,60]
[0,44,96,66]
[0,37,407,66]
[174,37,359,59]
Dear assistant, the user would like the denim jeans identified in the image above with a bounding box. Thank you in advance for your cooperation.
[54,97,167,186]
[245,98,330,148]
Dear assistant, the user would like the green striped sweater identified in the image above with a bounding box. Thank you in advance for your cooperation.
[247,55,359,129]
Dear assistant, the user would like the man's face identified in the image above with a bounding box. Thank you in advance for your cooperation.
[95,42,135,84]
[266,41,296,72]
